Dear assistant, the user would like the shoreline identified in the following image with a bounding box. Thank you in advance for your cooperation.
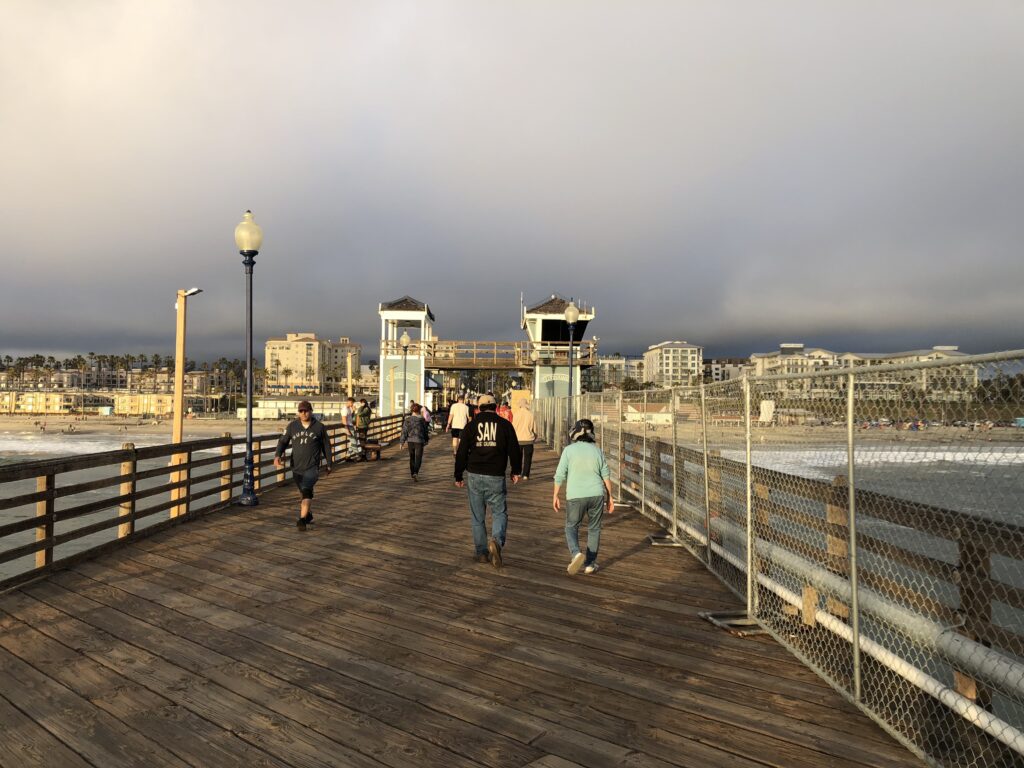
[0,415,281,442]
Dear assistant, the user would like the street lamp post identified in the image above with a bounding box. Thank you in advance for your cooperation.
[400,331,411,413]
[530,348,540,400]
[565,299,580,428]
[171,287,202,518]
[235,210,263,507]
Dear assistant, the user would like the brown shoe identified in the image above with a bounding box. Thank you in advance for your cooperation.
[487,538,502,569]
[474,553,489,564]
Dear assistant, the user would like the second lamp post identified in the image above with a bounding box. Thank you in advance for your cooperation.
[400,330,411,413]
[235,210,263,507]
[565,299,580,428]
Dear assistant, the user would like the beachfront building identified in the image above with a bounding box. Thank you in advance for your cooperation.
[704,357,748,383]
[0,391,114,415]
[264,333,362,394]
[643,341,704,388]
[748,344,976,401]
[748,344,967,376]
[582,355,644,391]
[113,393,212,418]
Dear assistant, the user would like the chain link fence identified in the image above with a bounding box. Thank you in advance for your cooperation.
[536,350,1024,768]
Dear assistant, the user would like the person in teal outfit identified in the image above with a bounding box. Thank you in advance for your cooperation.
[553,418,614,575]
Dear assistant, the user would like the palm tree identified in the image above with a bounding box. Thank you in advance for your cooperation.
[282,368,293,391]
[254,366,267,396]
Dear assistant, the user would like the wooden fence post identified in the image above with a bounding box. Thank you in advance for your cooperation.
[220,433,233,502]
[119,443,136,538]
[35,472,55,569]
[957,536,992,707]
[183,448,193,517]
[825,475,850,619]
[707,450,722,539]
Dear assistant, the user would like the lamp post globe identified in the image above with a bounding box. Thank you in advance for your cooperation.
[236,210,263,507]
[400,331,411,413]
[564,299,579,428]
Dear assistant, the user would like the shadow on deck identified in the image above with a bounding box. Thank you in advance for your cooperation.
[0,441,922,767]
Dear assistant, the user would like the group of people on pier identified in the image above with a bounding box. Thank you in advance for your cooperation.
[273,394,613,575]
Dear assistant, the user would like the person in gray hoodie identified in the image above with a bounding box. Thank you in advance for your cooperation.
[400,403,430,481]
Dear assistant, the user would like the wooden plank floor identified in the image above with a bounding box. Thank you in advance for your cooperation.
[0,441,923,768]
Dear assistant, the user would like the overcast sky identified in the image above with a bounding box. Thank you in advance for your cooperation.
[2,1,1022,363]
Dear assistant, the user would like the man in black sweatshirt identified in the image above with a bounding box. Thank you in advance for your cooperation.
[454,394,521,568]
[273,400,332,530]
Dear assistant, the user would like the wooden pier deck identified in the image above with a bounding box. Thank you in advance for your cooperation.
[0,441,922,768]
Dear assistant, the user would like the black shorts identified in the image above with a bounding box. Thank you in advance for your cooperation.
[293,467,320,499]
[451,427,462,438]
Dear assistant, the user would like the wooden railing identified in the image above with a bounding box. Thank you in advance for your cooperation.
[379,339,597,369]
[0,414,403,589]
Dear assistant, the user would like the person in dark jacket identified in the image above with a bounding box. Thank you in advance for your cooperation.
[400,403,429,481]
[454,394,521,568]
[273,400,332,530]
[355,398,372,460]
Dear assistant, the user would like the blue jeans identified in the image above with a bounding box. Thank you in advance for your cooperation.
[565,495,605,564]
[465,472,508,555]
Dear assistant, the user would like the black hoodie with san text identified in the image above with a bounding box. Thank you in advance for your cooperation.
[454,409,522,481]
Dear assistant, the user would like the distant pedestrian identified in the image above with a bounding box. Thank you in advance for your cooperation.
[454,394,521,568]
[497,402,513,422]
[401,403,429,481]
[421,402,432,432]
[274,400,333,531]
[512,399,537,480]
[355,398,372,459]
[553,419,613,575]
[341,397,360,460]
[446,395,470,456]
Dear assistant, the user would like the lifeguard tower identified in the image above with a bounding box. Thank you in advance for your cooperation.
[378,296,435,416]
[521,295,595,400]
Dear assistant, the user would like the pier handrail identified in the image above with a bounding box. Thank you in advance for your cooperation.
[0,414,403,590]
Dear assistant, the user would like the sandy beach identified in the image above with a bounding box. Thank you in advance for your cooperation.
[0,415,284,443]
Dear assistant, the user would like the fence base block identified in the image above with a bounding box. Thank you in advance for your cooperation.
[648,532,686,547]
[699,610,767,637]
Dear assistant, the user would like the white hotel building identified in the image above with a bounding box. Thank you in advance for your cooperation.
[643,341,704,388]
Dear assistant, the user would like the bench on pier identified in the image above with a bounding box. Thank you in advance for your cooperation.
[361,441,382,460]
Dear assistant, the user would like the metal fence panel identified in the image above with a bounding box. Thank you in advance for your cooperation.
[748,372,858,703]
[703,378,749,601]
[534,349,1024,767]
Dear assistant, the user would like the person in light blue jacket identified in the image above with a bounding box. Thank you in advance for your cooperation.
[553,418,614,575]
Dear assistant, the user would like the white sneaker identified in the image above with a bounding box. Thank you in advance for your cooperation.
[584,562,599,575]
[567,552,585,575]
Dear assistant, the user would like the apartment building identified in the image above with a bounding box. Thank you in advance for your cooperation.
[264,333,362,393]
[748,344,967,376]
[642,341,704,388]
[748,344,973,400]
[581,356,646,390]
[704,357,748,383]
